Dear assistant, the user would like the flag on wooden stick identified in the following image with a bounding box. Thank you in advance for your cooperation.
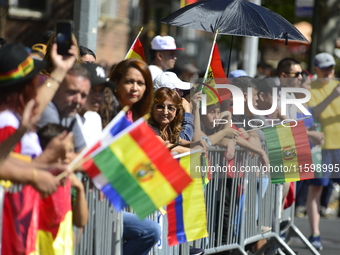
[81,118,192,218]
[125,27,146,61]
[203,33,230,105]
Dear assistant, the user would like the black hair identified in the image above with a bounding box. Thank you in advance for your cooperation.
[276,58,300,77]
[37,123,68,150]
[43,30,54,44]
[230,76,256,93]
[79,45,96,60]
[256,77,277,96]
[149,49,159,61]
[257,61,272,69]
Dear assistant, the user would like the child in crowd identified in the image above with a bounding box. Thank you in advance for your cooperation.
[37,123,88,228]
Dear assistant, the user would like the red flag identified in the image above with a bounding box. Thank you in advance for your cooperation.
[1,186,40,255]
[37,181,73,254]
[206,42,230,102]
[180,0,198,8]
[125,38,146,61]
[1,182,73,255]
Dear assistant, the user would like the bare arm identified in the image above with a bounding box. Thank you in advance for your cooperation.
[0,153,63,197]
[0,100,39,166]
[70,174,88,228]
[307,130,324,146]
[208,128,239,145]
[156,135,190,154]
[35,44,77,117]
[235,136,269,168]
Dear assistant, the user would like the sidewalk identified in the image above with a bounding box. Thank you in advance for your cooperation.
[289,216,340,255]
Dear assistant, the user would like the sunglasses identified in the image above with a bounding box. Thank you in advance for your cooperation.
[155,104,177,113]
[284,71,303,78]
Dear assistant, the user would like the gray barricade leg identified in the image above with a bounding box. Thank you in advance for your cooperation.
[278,183,321,255]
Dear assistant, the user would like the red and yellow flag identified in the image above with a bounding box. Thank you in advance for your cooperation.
[36,181,73,254]
[180,0,198,8]
[1,181,73,255]
[204,42,230,105]
[125,38,146,61]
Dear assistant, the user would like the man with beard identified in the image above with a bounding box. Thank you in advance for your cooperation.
[37,65,90,152]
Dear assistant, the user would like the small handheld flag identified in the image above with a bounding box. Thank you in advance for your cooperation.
[124,27,146,61]
[81,118,192,218]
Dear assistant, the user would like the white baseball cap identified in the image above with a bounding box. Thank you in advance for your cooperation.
[154,72,191,91]
[151,35,184,51]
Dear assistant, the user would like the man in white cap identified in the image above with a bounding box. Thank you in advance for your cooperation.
[148,35,184,81]
[306,52,340,251]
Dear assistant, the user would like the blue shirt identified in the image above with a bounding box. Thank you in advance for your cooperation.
[180,112,195,141]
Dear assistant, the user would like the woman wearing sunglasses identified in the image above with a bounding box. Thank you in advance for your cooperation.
[149,87,190,154]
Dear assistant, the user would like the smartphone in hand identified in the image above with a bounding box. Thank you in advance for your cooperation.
[56,20,73,56]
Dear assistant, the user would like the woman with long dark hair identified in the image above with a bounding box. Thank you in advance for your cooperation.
[108,58,160,255]
[109,58,154,121]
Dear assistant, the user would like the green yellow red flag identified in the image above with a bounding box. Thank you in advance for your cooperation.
[263,120,314,183]
[82,118,192,218]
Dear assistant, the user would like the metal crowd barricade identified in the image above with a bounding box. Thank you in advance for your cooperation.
[147,211,189,255]
[192,146,300,255]
[74,174,122,255]
[0,146,321,255]
[74,174,188,255]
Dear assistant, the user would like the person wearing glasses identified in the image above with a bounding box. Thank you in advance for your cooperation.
[276,58,325,247]
[276,57,304,120]
[154,71,194,142]
[148,87,191,154]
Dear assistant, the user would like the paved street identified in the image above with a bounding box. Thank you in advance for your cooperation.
[289,215,340,255]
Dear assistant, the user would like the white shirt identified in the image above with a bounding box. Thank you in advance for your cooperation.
[278,91,298,119]
[148,65,163,81]
[76,111,102,146]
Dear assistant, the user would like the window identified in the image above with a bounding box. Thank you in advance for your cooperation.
[8,0,50,19]
[99,0,117,19]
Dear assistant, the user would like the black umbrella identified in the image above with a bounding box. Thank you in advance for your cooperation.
[162,0,309,75]
[162,0,308,42]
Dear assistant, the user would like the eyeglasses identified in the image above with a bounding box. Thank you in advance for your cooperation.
[284,71,303,78]
[155,104,177,113]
